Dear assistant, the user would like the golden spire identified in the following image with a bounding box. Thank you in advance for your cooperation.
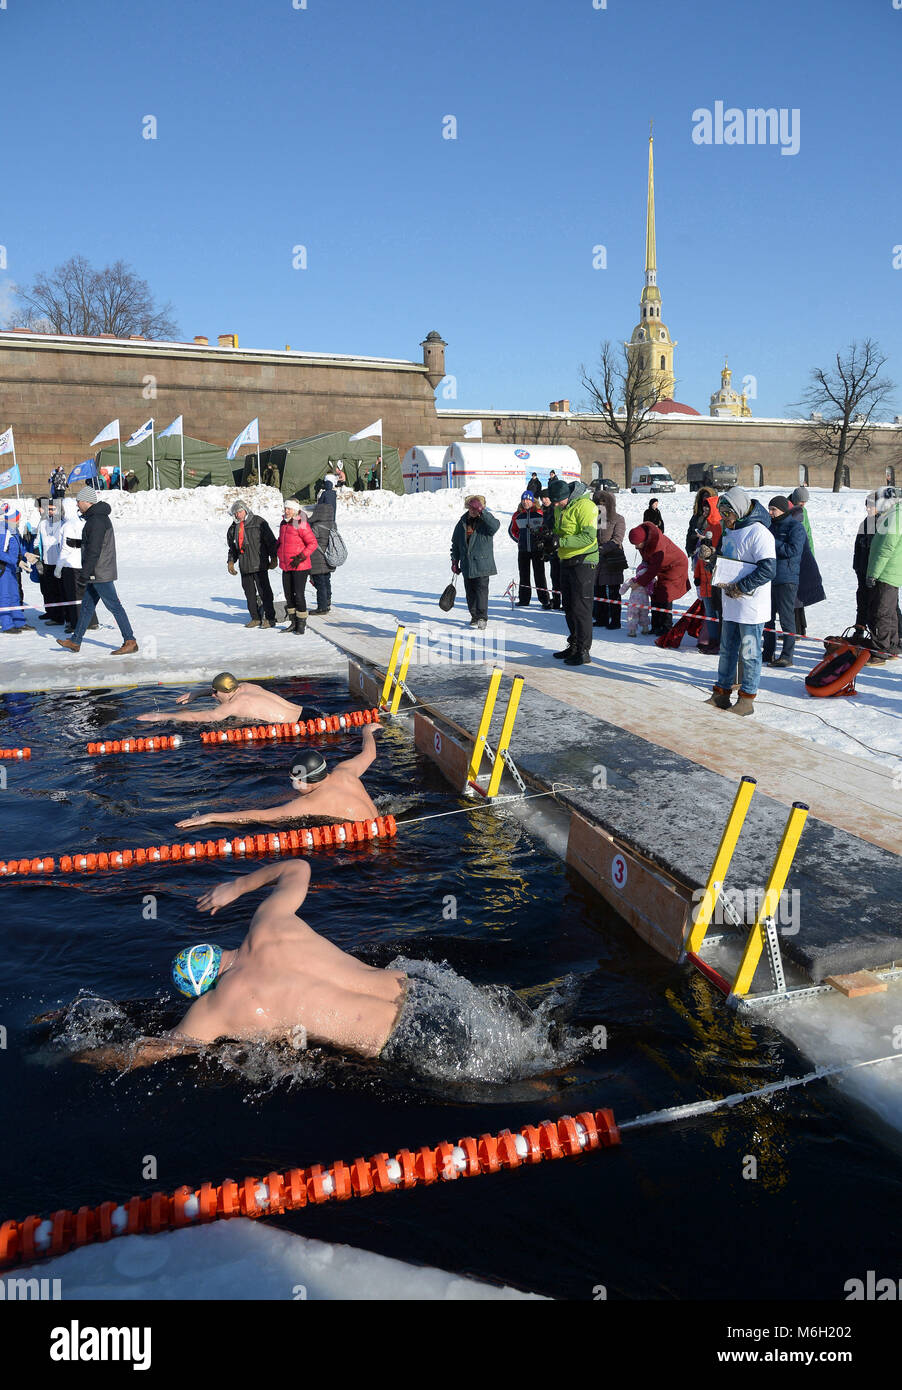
[645,126,656,278]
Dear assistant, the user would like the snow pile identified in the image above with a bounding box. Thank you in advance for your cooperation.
[15,1220,546,1300]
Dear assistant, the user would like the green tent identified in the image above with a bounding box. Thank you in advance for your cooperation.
[257,431,403,500]
[95,435,240,491]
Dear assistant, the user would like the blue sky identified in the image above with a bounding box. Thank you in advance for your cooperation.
[1,0,900,420]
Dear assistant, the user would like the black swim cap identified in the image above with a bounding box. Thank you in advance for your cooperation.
[290,751,327,784]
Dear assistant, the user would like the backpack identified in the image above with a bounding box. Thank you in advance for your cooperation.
[324,528,348,568]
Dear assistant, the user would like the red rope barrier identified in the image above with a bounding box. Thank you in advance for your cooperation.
[0,816,398,878]
[0,1108,620,1268]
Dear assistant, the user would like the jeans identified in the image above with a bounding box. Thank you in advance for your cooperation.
[698,593,718,646]
[560,561,595,651]
[763,581,798,661]
[312,573,332,609]
[716,621,764,697]
[73,581,134,645]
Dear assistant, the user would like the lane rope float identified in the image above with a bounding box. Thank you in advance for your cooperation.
[0,748,31,760]
[0,816,398,878]
[87,736,183,755]
[199,708,380,745]
[0,1108,621,1269]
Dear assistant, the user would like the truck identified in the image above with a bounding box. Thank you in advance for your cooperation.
[630,463,676,493]
[686,461,738,493]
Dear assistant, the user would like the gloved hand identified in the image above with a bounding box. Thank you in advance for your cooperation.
[865,576,876,588]
[54,565,62,579]
[545,532,560,554]
[722,582,744,599]
[289,555,302,570]
[227,560,237,576]
[451,561,460,575]
[468,499,484,514]
[268,557,278,570]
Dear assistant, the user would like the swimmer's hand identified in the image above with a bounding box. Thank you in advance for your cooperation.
[73,1037,197,1071]
[175,692,192,705]
[197,880,241,916]
[176,813,210,829]
[136,712,159,723]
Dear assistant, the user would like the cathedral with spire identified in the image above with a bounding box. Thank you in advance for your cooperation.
[628,127,677,405]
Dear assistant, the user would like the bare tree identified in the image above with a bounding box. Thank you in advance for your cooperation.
[12,255,179,339]
[491,414,567,446]
[579,340,667,488]
[792,339,895,492]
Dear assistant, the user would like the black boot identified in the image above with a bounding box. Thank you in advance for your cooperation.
[294,610,308,634]
[564,646,591,666]
[553,640,575,659]
[282,608,295,632]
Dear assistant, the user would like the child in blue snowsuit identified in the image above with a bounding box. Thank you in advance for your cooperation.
[0,507,28,634]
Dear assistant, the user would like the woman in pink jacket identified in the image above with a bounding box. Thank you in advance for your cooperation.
[277,499,318,634]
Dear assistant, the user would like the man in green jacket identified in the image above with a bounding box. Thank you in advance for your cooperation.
[450,494,500,630]
[548,479,599,666]
[866,490,901,657]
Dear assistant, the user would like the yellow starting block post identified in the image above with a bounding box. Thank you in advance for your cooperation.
[729,801,809,1000]
[389,632,416,716]
[466,667,503,786]
[379,625,407,709]
[485,676,524,799]
[684,775,757,957]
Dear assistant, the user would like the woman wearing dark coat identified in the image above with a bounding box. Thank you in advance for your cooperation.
[642,498,665,531]
[593,490,627,628]
[307,493,337,613]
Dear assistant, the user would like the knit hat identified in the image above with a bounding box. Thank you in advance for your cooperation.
[719,485,751,517]
[628,524,650,548]
[76,486,97,506]
[520,491,534,502]
[283,498,301,512]
[546,479,569,504]
[229,498,251,517]
[790,485,809,505]
[768,495,792,514]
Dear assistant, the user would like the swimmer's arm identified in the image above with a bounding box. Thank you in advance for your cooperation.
[137,706,211,724]
[335,725,379,777]
[177,799,301,830]
[72,1034,203,1072]
[197,861,311,920]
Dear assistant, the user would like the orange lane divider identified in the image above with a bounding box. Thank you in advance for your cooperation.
[199,708,381,745]
[86,735,183,755]
[0,748,31,760]
[0,816,398,878]
[0,1108,619,1269]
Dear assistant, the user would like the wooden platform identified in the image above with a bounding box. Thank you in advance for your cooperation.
[312,609,901,855]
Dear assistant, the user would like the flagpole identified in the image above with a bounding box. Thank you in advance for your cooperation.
[379,427,383,490]
[180,421,185,490]
[117,432,123,489]
[256,419,261,484]
[151,428,156,490]
[11,437,19,502]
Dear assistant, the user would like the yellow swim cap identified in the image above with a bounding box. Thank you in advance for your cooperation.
[211,672,238,693]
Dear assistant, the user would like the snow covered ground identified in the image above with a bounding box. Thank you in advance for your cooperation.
[2,480,898,770]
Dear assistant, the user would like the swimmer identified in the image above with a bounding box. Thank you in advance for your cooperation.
[136,672,325,726]
[175,725,380,829]
[74,860,408,1068]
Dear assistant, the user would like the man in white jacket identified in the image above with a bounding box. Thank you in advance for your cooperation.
[704,487,776,716]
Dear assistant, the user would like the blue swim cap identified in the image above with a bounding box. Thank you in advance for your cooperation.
[171,943,223,998]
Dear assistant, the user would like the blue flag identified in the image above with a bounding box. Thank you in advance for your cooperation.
[67,459,98,485]
[0,461,21,491]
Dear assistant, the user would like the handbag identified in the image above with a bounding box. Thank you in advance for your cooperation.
[439,574,458,611]
[324,529,348,567]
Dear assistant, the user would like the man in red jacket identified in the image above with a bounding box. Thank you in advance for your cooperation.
[627,524,689,636]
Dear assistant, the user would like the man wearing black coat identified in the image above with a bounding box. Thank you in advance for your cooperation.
[227,498,278,628]
[55,487,138,655]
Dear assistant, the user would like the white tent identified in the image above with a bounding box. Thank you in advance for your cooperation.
[401,445,447,493]
[441,442,582,490]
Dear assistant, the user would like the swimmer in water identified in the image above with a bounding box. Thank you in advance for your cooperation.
[136,672,324,726]
[74,860,408,1068]
[174,725,380,829]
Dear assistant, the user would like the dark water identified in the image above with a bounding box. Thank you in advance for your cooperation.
[0,676,900,1300]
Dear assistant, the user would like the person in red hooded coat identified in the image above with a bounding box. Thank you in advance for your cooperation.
[627,523,690,635]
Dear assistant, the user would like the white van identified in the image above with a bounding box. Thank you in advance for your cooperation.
[630,463,676,493]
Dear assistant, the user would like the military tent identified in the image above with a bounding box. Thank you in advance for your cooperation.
[95,435,240,491]
[256,431,403,500]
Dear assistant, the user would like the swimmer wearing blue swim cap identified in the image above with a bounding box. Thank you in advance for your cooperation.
[171,942,224,997]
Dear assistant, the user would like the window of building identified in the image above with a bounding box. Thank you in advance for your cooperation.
[660,355,666,370]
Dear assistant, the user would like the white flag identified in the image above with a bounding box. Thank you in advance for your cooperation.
[348,418,382,442]
[158,415,184,438]
[126,419,154,448]
[462,419,483,440]
[227,417,259,460]
[0,426,14,455]
[89,419,120,447]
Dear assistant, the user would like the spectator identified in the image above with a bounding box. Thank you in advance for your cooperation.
[642,498,665,531]
[49,466,68,499]
[620,566,653,636]
[0,506,31,636]
[705,487,775,716]
[308,488,337,615]
[789,496,826,633]
[626,523,689,636]
[277,498,318,634]
[686,487,722,653]
[548,479,598,666]
[55,486,139,655]
[790,484,813,635]
[526,472,543,498]
[593,489,627,628]
[865,487,902,658]
[763,496,805,667]
[508,492,551,608]
[852,492,879,637]
[226,498,278,629]
[540,490,562,609]
[33,497,66,626]
[55,502,85,632]
[450,494,499,630]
